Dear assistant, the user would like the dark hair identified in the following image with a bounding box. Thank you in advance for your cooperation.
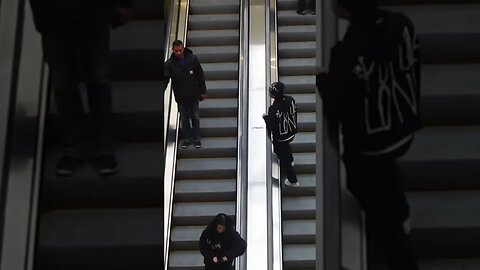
[172,40,183,48]
[338,0,379,23]
[269,81,285,98]
[206,213,234,234]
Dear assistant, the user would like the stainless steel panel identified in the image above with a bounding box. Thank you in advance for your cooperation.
[246,0,270,269]
[0,1,47,269]
[267,0,283,269]
[163,0,187,268]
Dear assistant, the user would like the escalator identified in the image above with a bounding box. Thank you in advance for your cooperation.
[34,1,164,269]
[382,1,480,268]
[166,0,241,268]
[276,0,317,268]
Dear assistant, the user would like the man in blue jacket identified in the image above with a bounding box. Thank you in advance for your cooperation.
[164,40,207,149]
[29,0,133,177]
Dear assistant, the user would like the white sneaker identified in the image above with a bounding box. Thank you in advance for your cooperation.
[284,179,299,187]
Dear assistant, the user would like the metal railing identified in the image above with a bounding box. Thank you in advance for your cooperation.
[163,0,189,268]
[0,1,49,269]
[266,0,283,269]
[235,0,249,268]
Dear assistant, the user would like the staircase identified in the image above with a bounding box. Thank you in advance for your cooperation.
[277,0,317,268]
[34,1,164,269]
[382,1,480,269]
[167,0,241,269]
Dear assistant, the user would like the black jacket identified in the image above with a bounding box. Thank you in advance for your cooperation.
[29,0,132,35]
[318,10,421,156]
[164,48,207,104]
[264,95,297,143]
[199,217,246,266]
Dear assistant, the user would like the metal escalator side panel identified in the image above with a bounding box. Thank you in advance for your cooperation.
[235,0,248,268]
[0,1,49,269]
[163,0,189,268]
[267,0,283,269]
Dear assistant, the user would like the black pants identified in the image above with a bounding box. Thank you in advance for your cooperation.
[42,23,114,158]
[273,142,298,183]
[298,0,315,12]
[343,152,418,270]
[178,100,201,142]
[205,263,233,270]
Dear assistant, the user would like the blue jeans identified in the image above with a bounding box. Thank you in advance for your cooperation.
[178,101,201,142]
[42,21,114,157]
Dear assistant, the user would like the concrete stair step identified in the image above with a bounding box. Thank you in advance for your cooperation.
[283,244,316,269]
[283,219,316,244]
[36,208,162,269]
[282,196,316,220]
[174,178,236,202]
[189,14,239,30]
[176,157,237,179]
[278,10,316,26]
[409,190,480,259]
[279,41,316,59]
[278,25,315,42]
[189,0,239,15]
[177,137,237,158]
[205,80,238,98]
[187,29,239,46]
[279,58,316,76]
[199,98,237,117]
[172,201,235,225]
[399,126,480,191]
[200,116,237,137]
[170,225,204,250]
[189,45,239,63]
[279,75,316,94]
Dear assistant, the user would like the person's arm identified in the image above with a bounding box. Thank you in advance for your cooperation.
[263,108,273,140]
[199,231,216,262]
[316,45,348,124]
[29,0,46,33]
[193,56,207,99]
[224,231,247,261]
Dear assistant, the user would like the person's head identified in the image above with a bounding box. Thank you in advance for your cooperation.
[172,40,185,59]
[269,82,285,99]
[209,213,232,235]
[333,0,379,22]
[214,214,227,234]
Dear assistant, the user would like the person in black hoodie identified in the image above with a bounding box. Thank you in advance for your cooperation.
[199,213,246,270]
[317,0,420,269]
[29,0,133,177]
[164,40,207,149]
[263,82,299,187]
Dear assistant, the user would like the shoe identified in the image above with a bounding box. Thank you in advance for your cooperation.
[311,10,316,15]
[284,179,299,187]
[56,156,82,177]
[93,155,119,177]
[181,141,191,149]
[297,10,307,15]
[194,141,202,148]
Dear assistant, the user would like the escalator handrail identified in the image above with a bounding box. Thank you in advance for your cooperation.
[163,0,189,268]
[235,0,248,268]
[266,0,283,268]
[316,1,343,269]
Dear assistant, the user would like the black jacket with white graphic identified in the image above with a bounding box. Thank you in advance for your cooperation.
[264,95,298,143]
[199,215,246,267]
[164,47,207,104]
[318,10,421,156]
[29,0,132,35]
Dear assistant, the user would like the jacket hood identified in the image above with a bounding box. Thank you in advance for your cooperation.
[345,11,407,62]
[205,213,235,235]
